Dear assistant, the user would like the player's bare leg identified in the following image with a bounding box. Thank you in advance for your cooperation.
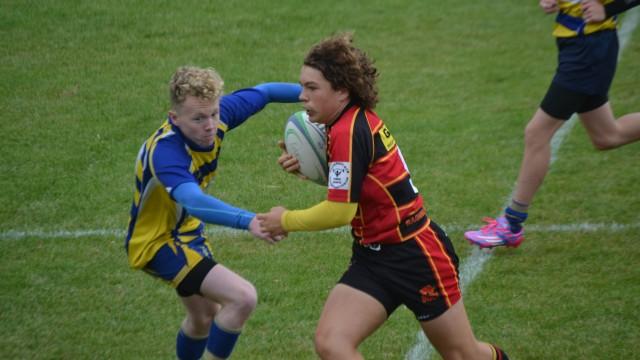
[181,264,257,360]
[197,264,257,330]
[578,102,640,150]
[466,108,564,248]
[512,108,566,205]
[421,300,499,360]
[314,284,387,360]
[181,295,220,337]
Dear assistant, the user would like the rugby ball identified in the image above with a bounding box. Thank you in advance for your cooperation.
[283,111,328,186]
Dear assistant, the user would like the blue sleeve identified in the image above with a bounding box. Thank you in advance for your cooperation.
[152,138,197,191]
[220,83,301,130]
[173,182,255,230]
[254,83,301,103]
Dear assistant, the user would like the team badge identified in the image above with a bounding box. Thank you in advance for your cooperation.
[328,162,350,190]
[419,285,439,303]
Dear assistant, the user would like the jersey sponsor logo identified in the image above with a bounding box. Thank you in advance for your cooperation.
[404,207,427,227]
[328,162,350,190]
[379,125,396,151]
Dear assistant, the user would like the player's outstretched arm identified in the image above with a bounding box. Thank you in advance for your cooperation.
[221,83,301,130]
[254,83,301,103]
[173,182,279,243]
[258,201,357,236]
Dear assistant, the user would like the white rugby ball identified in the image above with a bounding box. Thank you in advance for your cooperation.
[283,111,328,186]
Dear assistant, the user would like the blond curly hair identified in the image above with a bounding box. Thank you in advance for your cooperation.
[169,66,224,110]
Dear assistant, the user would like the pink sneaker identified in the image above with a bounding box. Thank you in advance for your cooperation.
[464,216,524,248]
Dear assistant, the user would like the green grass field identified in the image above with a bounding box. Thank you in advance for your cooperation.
[1,1,639,359]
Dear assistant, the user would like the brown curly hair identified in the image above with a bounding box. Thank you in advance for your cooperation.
[304,33,379,109]
[169,66,224,110]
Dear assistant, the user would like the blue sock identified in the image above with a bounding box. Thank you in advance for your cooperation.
[505,207,527,233]
[176,329,208,360]
[206,321,241,359]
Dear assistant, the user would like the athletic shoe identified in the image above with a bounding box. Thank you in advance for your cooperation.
[464,216,524,248]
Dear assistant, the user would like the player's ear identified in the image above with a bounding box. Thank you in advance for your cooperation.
[337,88,350,103]
[168,110,177,122]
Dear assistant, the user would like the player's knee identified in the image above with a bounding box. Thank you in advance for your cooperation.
[231,282,258,318]
[313,335,337,359]
[314,329,350,359]
[590,135,618,150]
[523,122,550,149]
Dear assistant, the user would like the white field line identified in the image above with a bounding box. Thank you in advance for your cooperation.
[2,222,639,241]
[406,9,640,360]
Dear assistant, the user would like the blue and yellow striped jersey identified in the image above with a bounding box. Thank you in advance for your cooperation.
[125,88,270,269]
[553,0,617,37]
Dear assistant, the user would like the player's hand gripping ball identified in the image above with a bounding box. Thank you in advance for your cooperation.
[283,111,328,186]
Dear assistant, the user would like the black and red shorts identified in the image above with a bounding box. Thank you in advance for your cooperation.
[339,220,461,321]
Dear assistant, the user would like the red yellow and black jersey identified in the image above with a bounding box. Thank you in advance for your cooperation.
[326,105,429,245]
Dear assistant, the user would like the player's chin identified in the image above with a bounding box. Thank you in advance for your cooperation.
[305,110,318,122]
[198,138,215,147]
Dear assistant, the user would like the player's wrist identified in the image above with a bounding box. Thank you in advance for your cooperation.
[281,210,291,232]
[241,214,257,230]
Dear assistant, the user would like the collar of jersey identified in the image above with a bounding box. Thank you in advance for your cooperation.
[328,101,360,129]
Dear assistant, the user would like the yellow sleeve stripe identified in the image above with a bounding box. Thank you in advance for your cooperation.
[282,200,358,232]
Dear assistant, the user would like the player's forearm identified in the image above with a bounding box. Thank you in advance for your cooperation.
[254,83,301,103]
[282,200,357,231]
[605,0,640,17]
[173,182,254,229]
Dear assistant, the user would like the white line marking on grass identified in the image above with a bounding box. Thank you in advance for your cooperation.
[0,225,347,240]
[406,9,639,360]
[2,222,639,240]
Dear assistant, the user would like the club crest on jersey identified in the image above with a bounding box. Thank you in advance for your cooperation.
[328,162,350,190]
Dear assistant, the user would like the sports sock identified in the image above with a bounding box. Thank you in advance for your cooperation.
[509,198,529,213]
[504,199,528,233]
[204,321,241,359]
[491,344,510,360]
[176,328,208,360]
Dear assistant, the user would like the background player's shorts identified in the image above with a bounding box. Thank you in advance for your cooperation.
[541,30,618,119]
[541,82,609,120]
[339,220,461,322]
[144,237,217,297]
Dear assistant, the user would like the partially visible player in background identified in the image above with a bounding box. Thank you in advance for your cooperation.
[259,33,510,360]
[465,0,640,248]
[125,66,300,360]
